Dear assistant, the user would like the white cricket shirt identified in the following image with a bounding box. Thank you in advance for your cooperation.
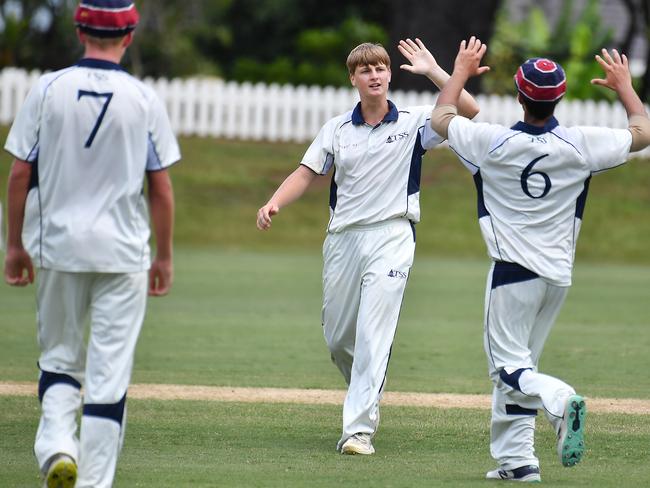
[447,115,632,286]
[4,58,181,272]
[300,101,443,233]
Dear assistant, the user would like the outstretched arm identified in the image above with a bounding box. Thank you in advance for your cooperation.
[591,48,650,152]
[398,37,480,118]
[430,36,490,139]
[256,165,318,230]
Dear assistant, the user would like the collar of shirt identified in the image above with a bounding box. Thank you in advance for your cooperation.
[76,58,126,72]
[511,116,559,135]
[351,100,399,126]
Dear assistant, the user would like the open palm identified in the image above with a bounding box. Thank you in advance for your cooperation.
[591,48,631,92]
[398,38,438,75]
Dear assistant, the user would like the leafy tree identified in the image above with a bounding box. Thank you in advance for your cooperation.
[0,0,231,77]
[231,16,388,86]
[225,0,390,86]
[484,0,614,100]
[124,0,231,77]
[0,0,80,70]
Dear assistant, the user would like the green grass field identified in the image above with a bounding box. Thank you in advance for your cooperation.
[2,250,650,396]
[3,396,650,487]
[1,250,649,486]
[1,131,650,485]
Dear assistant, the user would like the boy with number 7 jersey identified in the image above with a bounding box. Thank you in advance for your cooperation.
[4,1,180,486]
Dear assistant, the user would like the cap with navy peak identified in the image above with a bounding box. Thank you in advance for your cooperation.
[514,58,566,102]
[75,1,139,38]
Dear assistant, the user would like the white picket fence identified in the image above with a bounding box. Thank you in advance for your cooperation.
[1,67,645,154]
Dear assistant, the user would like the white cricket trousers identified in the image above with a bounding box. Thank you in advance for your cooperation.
[35,269,148,488]
[484,261,575,470]
[322,218,415,447]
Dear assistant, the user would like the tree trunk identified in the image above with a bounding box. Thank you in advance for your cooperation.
[619,0,638,56]
[388,0,502,93]
[639,0,650,102]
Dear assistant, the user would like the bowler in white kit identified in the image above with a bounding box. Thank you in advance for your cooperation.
[257,39,479,455]
[427,37,650,482]
[3,2,180,487]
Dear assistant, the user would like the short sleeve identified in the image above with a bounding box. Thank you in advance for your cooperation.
[146,92,181,171]
[574,126,632,173]
[420,117,444,149]
[447,116,503,172]
[4,81,43,162]
[299,117,339,175]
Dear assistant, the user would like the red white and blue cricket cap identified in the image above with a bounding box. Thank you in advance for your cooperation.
[75,0,139,38]
[514,58,566,102]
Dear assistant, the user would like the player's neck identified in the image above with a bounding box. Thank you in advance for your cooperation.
[83,45,125,65]
[523,113,553,128]
[359,97,389,126]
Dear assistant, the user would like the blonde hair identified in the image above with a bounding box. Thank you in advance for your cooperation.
[346,43,391,74]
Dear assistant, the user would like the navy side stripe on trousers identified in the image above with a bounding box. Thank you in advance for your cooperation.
[83,393,127,425]
[491,261,539,289]
[38,369,81,402]
[505,404,538,416]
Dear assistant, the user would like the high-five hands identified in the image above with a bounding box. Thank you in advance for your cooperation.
[453,36,490,79]
[591,48,632,92]
[398,38,439,76]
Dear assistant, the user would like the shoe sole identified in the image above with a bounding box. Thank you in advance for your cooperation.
[341,445,374,455]
[486,475,541,483]
[559,394,587,467]
[486,468,541,482]
[46,458,77,488]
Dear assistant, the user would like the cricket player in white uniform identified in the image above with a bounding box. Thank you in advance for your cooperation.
[257,39,480,455]
[427,37,650,482]
[3,2,180,487]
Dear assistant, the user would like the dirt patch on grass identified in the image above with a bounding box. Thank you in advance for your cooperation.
[2,382,648,415]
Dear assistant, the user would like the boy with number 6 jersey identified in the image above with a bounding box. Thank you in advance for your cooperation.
[427,37,650,482]
[3,2,180,486]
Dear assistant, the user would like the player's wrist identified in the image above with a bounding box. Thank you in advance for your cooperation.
[451,65,472,81]
[428,65,444,78]
[426,67,449,87]
[5,239,25,251]
[154,248,173,262]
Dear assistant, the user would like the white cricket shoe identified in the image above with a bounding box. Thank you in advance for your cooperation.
[43,453,77,488]
[486,465,541,482]
[557,394,587,467]
[340,433,375,455]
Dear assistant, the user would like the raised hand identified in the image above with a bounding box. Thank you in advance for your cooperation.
[591,48,632,92]
[453,36,490,79]
[398,38,439,76]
